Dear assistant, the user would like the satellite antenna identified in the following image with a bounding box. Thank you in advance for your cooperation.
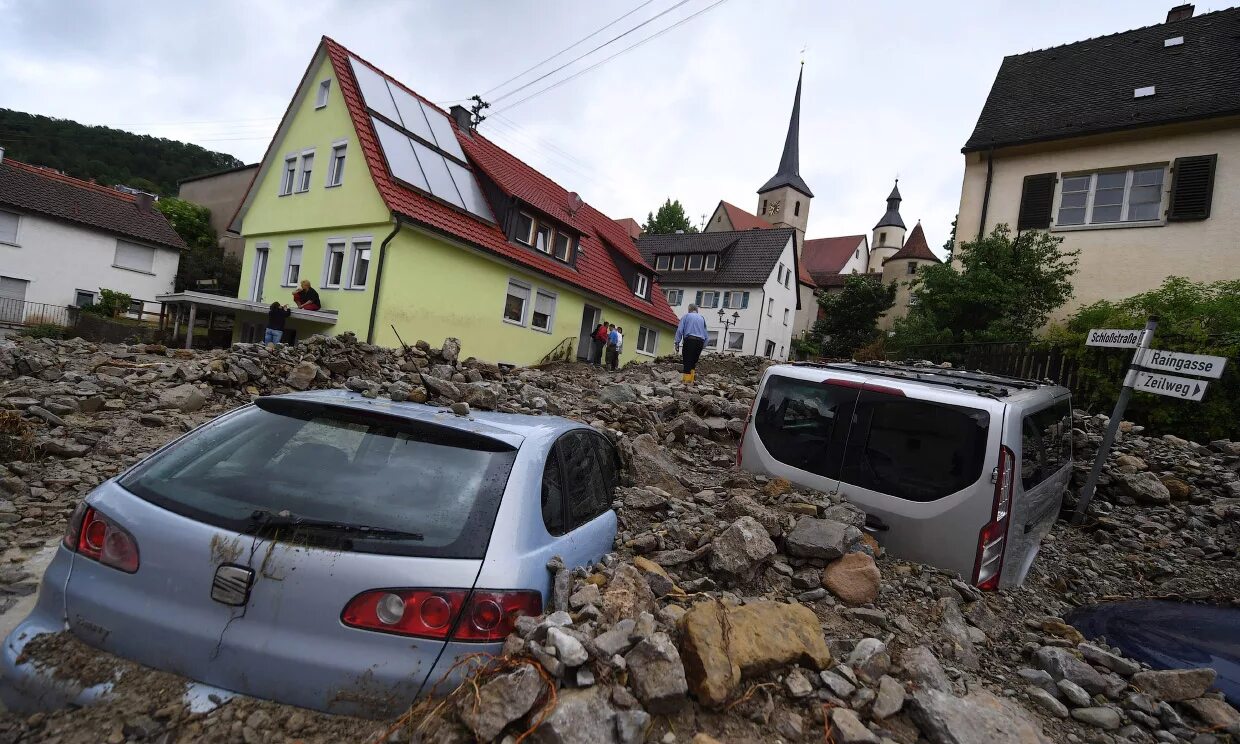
[567,191,584,217]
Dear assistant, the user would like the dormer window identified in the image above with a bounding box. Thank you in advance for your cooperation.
[515,213,534,244]
[688,255,703,270]
[634,273,649,298]
[672,255,686,271]
[656,255,670,271]
[534,224,552,253]
[513,211,575,263]
[705,254,717,270]
[553,232,571,261]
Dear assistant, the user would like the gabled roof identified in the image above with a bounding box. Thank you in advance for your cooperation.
[964,7,1240,152]
[758,67,813,198]
[802,234,867,283]
[0,158,185,250]
[883,222,941,264]
[637,228,798,288]
[320,38,677,327]
[719,201,772,231]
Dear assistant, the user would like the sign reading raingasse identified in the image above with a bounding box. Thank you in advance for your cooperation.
[1085,328,1144,348]
[1136,349,1228,379]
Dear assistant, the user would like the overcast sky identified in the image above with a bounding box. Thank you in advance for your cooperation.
[1,0,1195,253]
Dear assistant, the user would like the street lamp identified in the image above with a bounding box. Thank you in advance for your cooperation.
[717,309,740,353]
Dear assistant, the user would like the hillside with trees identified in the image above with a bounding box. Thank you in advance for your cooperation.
[0,108,244,195]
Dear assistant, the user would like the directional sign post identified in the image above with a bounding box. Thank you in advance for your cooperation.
[1086,328,1145,349]
[1133,370,1208,401]
[1134,348,1228,379]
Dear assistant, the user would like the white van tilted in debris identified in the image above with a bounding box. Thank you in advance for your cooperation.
[740,362,1072,589]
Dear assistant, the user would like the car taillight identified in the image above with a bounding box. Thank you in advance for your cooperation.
[64,505,140,573]
[342,589,541,642]
[973,446,1014,591]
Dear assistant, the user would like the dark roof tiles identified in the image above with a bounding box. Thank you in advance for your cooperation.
[638,228,797,287]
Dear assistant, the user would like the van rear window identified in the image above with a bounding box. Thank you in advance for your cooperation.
[1020,398,1073,490]
[754,375,859,479]
[839,390,990,502]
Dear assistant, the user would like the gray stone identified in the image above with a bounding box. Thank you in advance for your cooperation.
[421,373,461,400]
[1017,668,1059,697]
[623,632,687,714]
[593,622,637,657]
[784,668,814,698]
[708,516,777,577]
[569,583,601,610]
[285,362,319,390]
[937,597,980,671]
[820,669,857,699]
[900,645,952,693]
[1117,471,1171,505]
[547,627,588,667]
[388,381,413,402]
[720,493,784,536]
[785,517,861,559]
[1034,646,1108,695]
[872,675,905,719]
[25,405,66,428]
[830,708,880,744]
[1071,707,1122,730]
[463,382,499,410]
[848,638,890,682]
[614,709,650,744]
[1056,678,1092,708]
[821,502,867,529]
[457,664,544,741]
[157,383,206,412]
[1026,687,1069,718]
[450,401,470,416]
[440,337,461,364]
[529,685,618,744]
[599,384,638,404]
[1130,668,1217,702]
[910,688,1052,744]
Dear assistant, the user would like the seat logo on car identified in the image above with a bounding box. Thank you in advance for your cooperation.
[211,564,255,607]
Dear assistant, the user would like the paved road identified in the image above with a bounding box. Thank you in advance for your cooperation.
[1069,599,1240,704]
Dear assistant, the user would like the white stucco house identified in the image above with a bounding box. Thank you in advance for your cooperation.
[637,227,801,361]
[0,150,186,325]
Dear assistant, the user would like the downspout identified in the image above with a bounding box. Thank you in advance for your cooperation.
[366,215,406,345]
[976,148,994,241]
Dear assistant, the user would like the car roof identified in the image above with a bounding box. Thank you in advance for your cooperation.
[268,390,589,448]
[779,361,1070,403]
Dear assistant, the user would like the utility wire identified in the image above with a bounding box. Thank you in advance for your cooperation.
[489,0,693,104]
[493,0,732,115]
[481,0,657,98]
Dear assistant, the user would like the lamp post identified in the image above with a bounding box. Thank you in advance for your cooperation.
[717,309,740,353]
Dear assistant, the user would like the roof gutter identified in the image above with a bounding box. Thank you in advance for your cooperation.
[366,214,407,344]
[976,148,994,241]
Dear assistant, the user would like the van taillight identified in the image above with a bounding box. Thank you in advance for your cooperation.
[973,446,1014,591]
[342,589,541,642]
[64,504,140,573]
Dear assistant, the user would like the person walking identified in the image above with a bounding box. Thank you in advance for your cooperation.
[265,302,292,344]
[605,323,620,371]
[591,321,609,366]
[293,279,321,311]
[673,304,709,384]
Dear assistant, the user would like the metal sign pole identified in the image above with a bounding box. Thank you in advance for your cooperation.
[1072,316,1158,524]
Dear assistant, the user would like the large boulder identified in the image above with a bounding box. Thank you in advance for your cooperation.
[1033,646,1108,695]
[708,516,777,578]
[599,384,639,405]
[785,517,861,559]
[456,664,544,741]
[624,632,688,713]
[900,646,952,693]
[285,361,319,390]
[440,337,461,364]
[157,383,206,412]
[601,564,656,623]
[621,434,688,497]
[821,552,881,605]
[1116,471,1171,505]
[909,688,1052,744]
[1180,696,1240,735]
[720,493,784,536]
[678,600,832,707]
[528,685,617,744]
[1130,668,1217,701]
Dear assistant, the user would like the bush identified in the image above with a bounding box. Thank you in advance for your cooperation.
[83,288,133,318]
[18,323,67,339]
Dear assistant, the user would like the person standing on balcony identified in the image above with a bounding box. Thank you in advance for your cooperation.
[674,304,708,384]
[265,302,292,344]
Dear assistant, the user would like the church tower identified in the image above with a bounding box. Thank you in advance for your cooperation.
[868,180,906,273]
[756,67,812,250]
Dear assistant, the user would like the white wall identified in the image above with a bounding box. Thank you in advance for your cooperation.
[0,210,180,312]
[659,236,799,361]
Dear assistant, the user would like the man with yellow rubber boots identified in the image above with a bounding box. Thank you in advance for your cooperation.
[673,304,708,384]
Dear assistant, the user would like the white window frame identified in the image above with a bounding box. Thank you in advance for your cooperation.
[636,325,658,356]
[326,141,347,187]
[113,239,156,274]
[704,254,717,270]
[503,279,531,326]
[295,149,315,193]
[726,330,745,352]
[688,255,703,271]
[664,288,683,306]
[0,209,20,246]
[767,297,774,316]
[783,308,790,325]
[530,289,556,333]
[346,239,372,289]
[656,255,670,271]
[533,223,552,254]
[322,240,347,288]
[514,213,535,245]
[74,289,96,307]
[251,242,270,301]
[671,255,686,271]
[634,273,649,298]
[283,241,303,287]
[553,231,572,262]
[707,330,720,348]
[280,155,297,196]
[316,79,331,109]
[1052,164,1168,230]
[764,339,777,358]
[722,290,747,309]
[699,290,719,309]
[777,263,785,282]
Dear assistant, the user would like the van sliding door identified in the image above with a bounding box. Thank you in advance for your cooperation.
[752,376,861,494]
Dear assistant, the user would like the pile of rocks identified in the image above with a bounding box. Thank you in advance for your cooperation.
[2,334,1239,744]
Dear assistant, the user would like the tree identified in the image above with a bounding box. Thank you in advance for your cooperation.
[642,199,698,234]
[890,225,1079,348]
[156,198,242,294]
[807,274,897,358]
[942,215,958,263]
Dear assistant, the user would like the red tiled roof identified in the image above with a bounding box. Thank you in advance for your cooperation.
[803,235,866,276]
[323,38,677,327]
[883,222,941,264]
[615,217,642,240]
[0,159,186,250]
[719,201,771,232]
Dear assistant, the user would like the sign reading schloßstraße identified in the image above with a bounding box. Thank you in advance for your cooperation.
[1133,370,1208,401]
[1135,348,1228,379]
[1086,328,1145,348]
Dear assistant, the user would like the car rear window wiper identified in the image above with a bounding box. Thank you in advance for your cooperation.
[248,509,424,541]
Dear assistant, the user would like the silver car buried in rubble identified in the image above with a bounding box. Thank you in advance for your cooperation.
[1,391,620,717]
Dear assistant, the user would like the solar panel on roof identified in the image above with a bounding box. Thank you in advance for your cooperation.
[387,84,437,145]
[371,117,429,193]
[411,139,464,209]
[445,159,493,221]
[350,58,400,124]
[421,105,467,161]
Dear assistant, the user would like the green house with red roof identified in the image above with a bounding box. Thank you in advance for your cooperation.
[228,37,676,366]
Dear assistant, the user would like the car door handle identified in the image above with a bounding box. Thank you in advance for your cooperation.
[862,514,889,533]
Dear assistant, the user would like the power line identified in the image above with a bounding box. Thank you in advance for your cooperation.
[493,0,732,115]
[481,0,657,98]
[489,0,694,105]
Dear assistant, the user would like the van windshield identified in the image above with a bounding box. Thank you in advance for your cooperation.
[120,399,517,558]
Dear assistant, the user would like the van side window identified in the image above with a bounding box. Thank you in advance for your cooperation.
[560,431,613,527]
[754,375,860,479]
[541,449,565,536]
[840,390,990,502]
[1020,399,1073,490]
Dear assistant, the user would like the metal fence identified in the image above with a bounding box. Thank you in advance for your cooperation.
[0,298,75,329]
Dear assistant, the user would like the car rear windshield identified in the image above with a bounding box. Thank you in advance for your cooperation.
[120,398,518,558]
[1020,397,1073,490]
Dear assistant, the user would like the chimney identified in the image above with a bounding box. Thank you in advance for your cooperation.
[134,192,155,212]
[1166,4,1193,22]
[449,105,472,132]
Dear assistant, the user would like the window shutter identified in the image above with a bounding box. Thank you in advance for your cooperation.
[695,291,702,306]
[1016,173,1057,230]
[741,292,750,309]
[1168,154,1217,221]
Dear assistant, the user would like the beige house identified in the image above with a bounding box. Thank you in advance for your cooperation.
[955,4,1240,320]
[177,164,258,261]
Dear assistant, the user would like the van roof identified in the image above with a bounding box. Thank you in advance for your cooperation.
[786,361,1069,402]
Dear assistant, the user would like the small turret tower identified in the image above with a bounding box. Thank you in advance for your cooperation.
[868,179,906,272]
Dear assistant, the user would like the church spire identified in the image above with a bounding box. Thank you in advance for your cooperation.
[758,66,813,198]
[874,178,906,230]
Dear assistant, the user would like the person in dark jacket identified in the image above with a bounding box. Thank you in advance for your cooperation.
[265,302,292,344]
[293,280,321,311]
[591,322,608,366]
